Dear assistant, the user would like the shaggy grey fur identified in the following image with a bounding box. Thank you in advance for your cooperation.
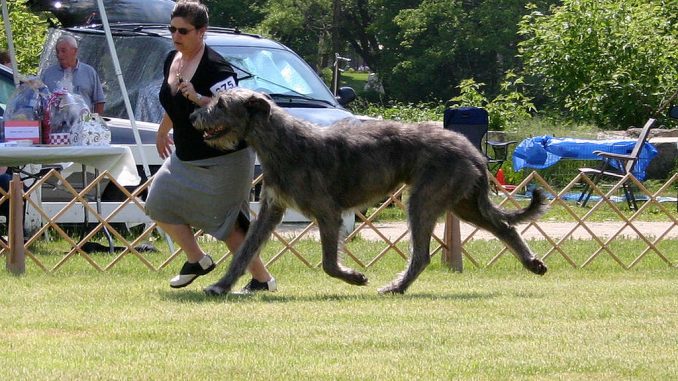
[191,88,548,295]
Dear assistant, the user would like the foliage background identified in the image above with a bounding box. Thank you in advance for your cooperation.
[518,0,678,129]
[0,0,50,75]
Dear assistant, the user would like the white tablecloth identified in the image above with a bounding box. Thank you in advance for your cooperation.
[0,144,141,186]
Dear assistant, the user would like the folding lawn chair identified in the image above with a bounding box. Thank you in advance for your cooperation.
[443,106,516,175]
[576,118,657,210]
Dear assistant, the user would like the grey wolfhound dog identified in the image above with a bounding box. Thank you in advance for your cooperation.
[191,88,548,295]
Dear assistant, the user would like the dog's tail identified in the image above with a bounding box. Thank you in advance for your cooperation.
[479,188,548,227]
[504,188,548,225]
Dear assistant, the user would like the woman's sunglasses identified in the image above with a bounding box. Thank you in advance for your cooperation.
[168,26,195,35]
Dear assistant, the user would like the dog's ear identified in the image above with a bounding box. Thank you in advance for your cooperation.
[244,94,271,117]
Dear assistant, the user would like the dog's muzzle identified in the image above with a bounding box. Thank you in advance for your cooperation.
[202,126,230,141]
[190,111,230,141]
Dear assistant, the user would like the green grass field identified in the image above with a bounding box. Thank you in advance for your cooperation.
[2,241,677,380]
[340,70,369,94]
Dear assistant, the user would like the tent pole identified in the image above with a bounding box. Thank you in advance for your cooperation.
[95,0,151,177]
[1,0,20,86]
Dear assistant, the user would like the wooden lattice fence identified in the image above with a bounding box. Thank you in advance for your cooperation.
[2,169,677,273]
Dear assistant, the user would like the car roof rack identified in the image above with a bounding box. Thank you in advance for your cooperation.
[63,23,262,39]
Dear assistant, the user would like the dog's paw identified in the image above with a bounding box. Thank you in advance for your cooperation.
[377,285,406,295]
[525,258,548,275]
[350,272,369,286]
[203,284,228,296]
[336,270,369,286]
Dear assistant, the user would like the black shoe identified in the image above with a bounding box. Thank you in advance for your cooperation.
[239,277,277,293]
[169,255,215,288]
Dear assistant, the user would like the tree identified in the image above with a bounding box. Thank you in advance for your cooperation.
[202,0,266,29]
[0,0,50,75]
[258,0,334,71]
[337,0,559,102]
[518,0,678,129]
[255,1,551,100]
[226,1,562,104]
[338,0,398,72]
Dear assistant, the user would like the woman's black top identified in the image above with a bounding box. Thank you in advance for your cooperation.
[159,45,246,161]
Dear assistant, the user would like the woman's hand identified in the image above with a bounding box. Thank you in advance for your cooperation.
[156,132,174,160]
[177,80,204,105]
[157,113,174,159]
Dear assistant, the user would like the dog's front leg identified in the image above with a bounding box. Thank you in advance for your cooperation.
[318,215,369,286]
[204,197,286,296]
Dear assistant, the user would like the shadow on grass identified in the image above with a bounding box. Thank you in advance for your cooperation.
[157,289,500,304]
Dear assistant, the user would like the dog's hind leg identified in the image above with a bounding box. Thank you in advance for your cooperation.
[204,197,286,296]
[453,200,547,275]
[499,228,547,275]
[378,187,440,294]
[317,214,369,286]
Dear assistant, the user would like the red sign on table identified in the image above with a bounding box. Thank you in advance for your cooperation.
[4,120,41,144]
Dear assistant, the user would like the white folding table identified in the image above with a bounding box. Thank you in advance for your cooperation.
[0,145,141,274]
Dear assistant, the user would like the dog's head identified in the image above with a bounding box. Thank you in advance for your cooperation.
[190,88,272,151]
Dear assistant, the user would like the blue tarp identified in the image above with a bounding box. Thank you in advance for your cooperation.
[512,136,658,180]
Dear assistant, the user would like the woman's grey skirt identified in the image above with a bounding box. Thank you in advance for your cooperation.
[145,147,255,241]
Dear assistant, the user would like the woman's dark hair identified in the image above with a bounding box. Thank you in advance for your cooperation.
[171,0,209,29]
